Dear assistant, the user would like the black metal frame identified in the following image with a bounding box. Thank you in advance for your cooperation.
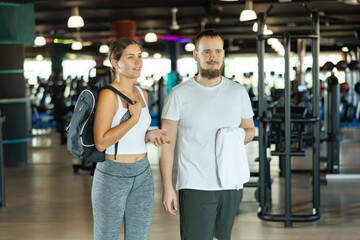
[323,75,343,173]
[256,10,321,228]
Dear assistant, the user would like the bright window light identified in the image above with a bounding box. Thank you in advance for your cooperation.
[63,59,96,82]
[177,58,198,78]
[24,60,52,85]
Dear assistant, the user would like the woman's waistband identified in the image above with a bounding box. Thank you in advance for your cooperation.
[96,154,150,178]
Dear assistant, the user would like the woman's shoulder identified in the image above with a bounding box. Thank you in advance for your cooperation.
[98,85,119,102]
[136,85,147,94]
[134,85,148,98]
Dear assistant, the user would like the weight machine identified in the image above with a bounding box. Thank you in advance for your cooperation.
[256,5,321,227]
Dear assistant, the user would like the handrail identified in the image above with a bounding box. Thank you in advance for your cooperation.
[0,97,35,104]
[258,116,319,123]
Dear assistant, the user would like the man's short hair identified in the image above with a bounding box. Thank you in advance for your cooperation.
[194,29,224,51]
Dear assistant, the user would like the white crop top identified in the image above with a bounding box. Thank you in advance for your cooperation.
[105,86,151,155]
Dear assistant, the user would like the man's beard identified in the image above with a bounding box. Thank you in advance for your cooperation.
[199,63,224,79]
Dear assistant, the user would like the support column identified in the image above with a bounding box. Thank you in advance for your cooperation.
[166,41,180,94]
[51,44,65,81]
[311,10,321,211]
[110,20,136,40]
[169,41,180,72]
[257,12,272,211]
[0,45,28,167]
[0,3,35,167]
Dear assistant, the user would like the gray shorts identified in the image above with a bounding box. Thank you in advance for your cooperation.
[91,156,154,240]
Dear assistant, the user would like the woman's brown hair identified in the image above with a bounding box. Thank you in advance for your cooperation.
[108,38,141,81]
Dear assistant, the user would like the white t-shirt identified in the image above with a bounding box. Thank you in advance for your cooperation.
[161,77,254,191]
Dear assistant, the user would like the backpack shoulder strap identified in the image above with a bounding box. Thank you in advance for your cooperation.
[100,85,133,160]
[100,85,134,105]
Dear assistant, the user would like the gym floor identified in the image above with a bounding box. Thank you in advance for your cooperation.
[0,127,359,240]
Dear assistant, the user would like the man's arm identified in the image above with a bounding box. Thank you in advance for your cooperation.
[159,118,179,215]
[239,118,255,144]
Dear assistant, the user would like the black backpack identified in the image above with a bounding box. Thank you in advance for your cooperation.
[66,85,133,162]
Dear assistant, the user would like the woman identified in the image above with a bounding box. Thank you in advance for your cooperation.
[92,38,169,240]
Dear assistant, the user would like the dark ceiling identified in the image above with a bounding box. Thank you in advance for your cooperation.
[7,0,360,57]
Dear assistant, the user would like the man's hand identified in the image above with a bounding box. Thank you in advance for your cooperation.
[162,187,178,215]
[146,129,171,146]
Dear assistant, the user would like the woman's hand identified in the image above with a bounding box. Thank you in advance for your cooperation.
[146,129,171,146]
[128,101,142,122]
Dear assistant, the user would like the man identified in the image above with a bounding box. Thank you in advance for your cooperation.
[160,29,255,240]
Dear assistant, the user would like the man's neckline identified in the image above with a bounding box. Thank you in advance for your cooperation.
[193,75,223,88]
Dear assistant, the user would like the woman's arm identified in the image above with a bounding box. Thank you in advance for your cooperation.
[141,88,170,146]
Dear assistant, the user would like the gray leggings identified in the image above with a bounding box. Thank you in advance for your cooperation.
[91,156,154,240]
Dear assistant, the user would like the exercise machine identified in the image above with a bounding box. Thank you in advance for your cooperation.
[256,5,321,227]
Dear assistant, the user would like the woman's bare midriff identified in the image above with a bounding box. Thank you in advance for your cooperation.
[105,153,147,163]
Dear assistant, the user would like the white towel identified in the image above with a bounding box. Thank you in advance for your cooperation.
[215,127,250,189]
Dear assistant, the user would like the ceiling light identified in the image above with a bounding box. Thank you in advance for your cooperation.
[264,29,273,35]
[267,38,278,45]
[145,32,157,42]
[185,43,195,52]
[71,41,82,50]
[240,10,257,21]
[141,52,149,58]
[267,38,285,56]
[99,44,109,53]
[34,35,46,46]
[240,0,257,22]
[67,7,84,28]
[71,30,82,50]
[153,53,162,59]
[35,54,43,61]
[252,23,267,32]
[270,40,282,49]
[341,47,349,52]
[252,22,257,32]
[272,44,284,52]
[277,49,285,56]
[343,0,359,5]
